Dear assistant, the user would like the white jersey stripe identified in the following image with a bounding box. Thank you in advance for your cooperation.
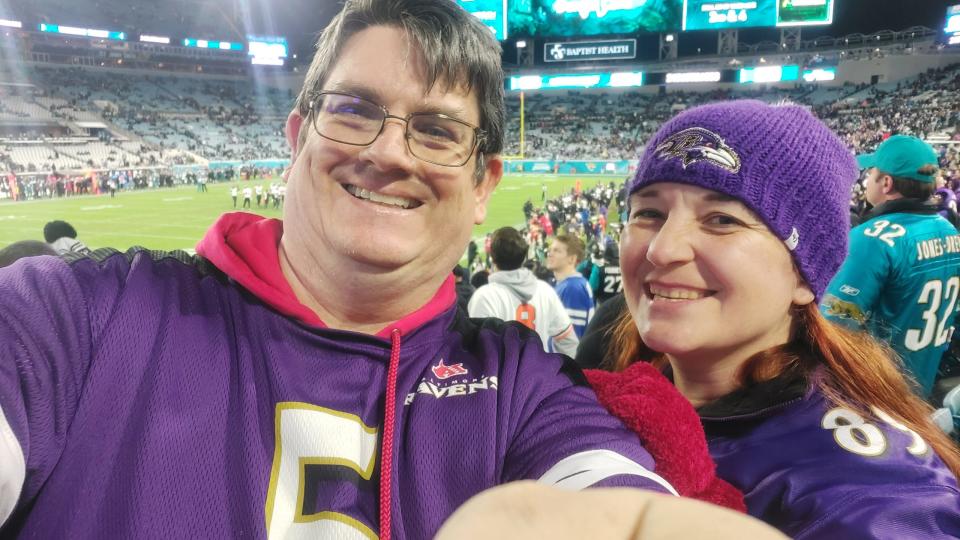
[0,404,26,524]
[537,449,678,495]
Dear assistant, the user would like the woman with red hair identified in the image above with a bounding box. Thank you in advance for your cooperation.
[589,100,960,539]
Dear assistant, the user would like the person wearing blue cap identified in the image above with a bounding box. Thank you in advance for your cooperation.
[822,135,960,397]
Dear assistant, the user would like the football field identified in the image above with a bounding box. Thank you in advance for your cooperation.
[0,174,622,253]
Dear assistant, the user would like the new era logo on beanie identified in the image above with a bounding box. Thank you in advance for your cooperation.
[629,100,859,300]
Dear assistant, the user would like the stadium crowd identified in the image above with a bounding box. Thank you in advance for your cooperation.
[2,63,958,182]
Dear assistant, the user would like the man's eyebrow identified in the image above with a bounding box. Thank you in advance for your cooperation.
[415,102,470,120]
[322,82,384,104]
[320,82,470,120]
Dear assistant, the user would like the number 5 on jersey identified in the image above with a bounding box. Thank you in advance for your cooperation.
[265,403,379,539]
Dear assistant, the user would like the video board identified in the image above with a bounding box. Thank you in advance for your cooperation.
[683,1,775,30]
[507,0,683,38]
[457,0,508,40]
[776,0,834,27]
[248,36,288,66]
[945,4,960,46]
[682,0,834,31]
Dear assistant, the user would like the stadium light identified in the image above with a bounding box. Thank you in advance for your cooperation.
[516,40,527,48]
[140,35,171,45]
[664,34,675,43]
[802,67,836,82]
[665,71,721,84]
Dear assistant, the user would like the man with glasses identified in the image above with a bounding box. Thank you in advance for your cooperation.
[0,1,769,539]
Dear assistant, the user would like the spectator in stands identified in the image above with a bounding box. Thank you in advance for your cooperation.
[574,291,626,370]
[0,240,57,269]
[452,264,474,314]
[594,239,623,305]
[42,220,91,255]
[599,101,960,538]
[0,2,765,538]
[469,267,489,289]
[546,234,594,339]
[469,227,579,357]
[934,187,960,228]
[823,136,960,397]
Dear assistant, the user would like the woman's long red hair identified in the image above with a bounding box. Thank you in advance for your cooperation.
[610,302,960,478]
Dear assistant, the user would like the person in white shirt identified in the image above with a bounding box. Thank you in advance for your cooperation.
[468,226,578,357]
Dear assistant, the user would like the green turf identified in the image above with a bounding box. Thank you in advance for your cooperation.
[0,174,623,252]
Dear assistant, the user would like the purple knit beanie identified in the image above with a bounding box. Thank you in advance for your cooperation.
[629,100,858,300]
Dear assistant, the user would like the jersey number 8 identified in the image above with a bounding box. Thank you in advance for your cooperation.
[822,407,928,457]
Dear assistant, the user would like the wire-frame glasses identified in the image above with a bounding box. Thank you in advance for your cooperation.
[308,91,486,167]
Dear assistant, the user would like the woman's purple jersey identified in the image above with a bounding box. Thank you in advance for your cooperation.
[703,379,960,539]
[0,238,674,539]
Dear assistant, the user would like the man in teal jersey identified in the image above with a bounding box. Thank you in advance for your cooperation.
[822,135,960,397]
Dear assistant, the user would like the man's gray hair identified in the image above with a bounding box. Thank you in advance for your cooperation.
[294,0,505,180]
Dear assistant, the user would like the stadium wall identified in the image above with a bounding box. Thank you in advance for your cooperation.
[833,52,960,85]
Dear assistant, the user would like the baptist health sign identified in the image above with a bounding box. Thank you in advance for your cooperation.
[544,39,637,62]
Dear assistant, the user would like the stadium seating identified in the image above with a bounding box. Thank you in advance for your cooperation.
[0,61,957,188]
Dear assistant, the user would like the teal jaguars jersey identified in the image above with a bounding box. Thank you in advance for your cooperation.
[823,203,960,395]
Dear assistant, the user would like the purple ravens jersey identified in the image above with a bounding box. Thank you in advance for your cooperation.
[703,381,960,539]
[0,243,674,539]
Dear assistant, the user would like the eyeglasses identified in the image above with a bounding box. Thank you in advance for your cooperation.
[307,91,486,167]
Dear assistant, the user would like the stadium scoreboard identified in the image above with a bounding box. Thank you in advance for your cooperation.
[248,36,288,66]
[508,0,681,37]
[457,0,835,39]
[946,4,960,46]
[683,0,834,31]
[457,0,508,40]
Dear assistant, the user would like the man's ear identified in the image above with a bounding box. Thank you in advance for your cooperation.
[880,173,895,195]
[474,154,504,225]
[284,110,305,184]
[285,109,305,158]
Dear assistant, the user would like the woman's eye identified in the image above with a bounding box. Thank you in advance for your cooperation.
[631,209,663,220]
[704,214,743,227]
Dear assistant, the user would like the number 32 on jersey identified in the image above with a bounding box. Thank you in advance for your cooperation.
[862,220,906,248]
